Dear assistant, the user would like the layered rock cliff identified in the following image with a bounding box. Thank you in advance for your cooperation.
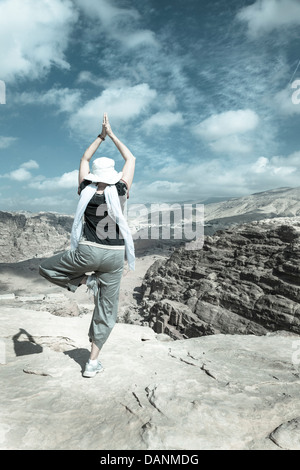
[140,217,300,339]
[0,211,72,262]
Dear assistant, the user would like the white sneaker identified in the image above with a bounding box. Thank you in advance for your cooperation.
[83,361,104,378]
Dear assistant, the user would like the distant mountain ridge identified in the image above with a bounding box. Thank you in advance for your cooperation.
[130,186,300,238]
[204,186,300,230]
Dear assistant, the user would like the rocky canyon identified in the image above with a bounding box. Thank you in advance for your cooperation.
[1,187,300,450]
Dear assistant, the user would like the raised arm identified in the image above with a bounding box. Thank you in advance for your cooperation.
[103,113,136,190]
[78,118,106,186]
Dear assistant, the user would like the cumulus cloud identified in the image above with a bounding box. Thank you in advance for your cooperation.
[0,136,18,149]
[192,109,259,155]
[17,88,82,114]
[1,158,77,196]
[75,0,158,49]
[77,71,132,91]
[209,136,253,154]
[75,0,139,25]
[9,168,32,182]
[132,149,300,204]
[15,83,158,137]
[237,0,300,38]
[29,170,79,190]
[1,160,39,181]
[25,195,75,211]
[269,152,300,175]
[0,0,78,82]
[20,160,39,170]
[142,111,184,134]
[0,193,78,213]
[273,82,300,115]
[193,109,259,140]
[251,156,270,174]
[123,30,158,49]
[249,154,298,182]
[68,84,157,136]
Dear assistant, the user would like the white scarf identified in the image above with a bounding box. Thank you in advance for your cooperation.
[70,183,135,271]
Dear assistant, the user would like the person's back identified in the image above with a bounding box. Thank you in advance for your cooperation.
[79,179,128,247]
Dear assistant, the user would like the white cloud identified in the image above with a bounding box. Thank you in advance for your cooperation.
[209,135,253,154]
[26,195,76,212]
[251,156,269,173]
[269,152,300,175]
[131,150,300,204]
[237,0,300,38]
[18,88,82,114]
[192,109,259,155]
[75,0,158,49]
[1,160,39,181]
[0,136,18,149]
[273,83,300,115]
[9,168,32,182]
[193,109,259,140]
[250,155,298,178]
[75,0,139,24]
[142,111,184,133]
[77,71,131,89]
[29,170,78,190]
[0,193,78,213]
[0,0,78,82]
[68,84,157,136]
[21,160,40,170]
[122,30,158,49]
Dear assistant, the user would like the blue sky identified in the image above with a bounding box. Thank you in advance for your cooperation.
[0,0,300,214]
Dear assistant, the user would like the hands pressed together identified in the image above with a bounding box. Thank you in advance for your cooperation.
[99,113,113,141]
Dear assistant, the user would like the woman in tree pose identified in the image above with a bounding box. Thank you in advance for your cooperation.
[39,113,136,378]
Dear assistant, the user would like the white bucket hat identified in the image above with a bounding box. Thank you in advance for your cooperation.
[84,157,123,184]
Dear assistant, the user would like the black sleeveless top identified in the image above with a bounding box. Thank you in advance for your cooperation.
[78,179,128,246]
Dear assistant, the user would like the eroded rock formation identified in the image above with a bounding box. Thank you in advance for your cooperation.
[140,218,300,339]
[0,211,72,262]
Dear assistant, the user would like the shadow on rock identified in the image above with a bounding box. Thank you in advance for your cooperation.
[13,328,43,356]
[64,348,90,372]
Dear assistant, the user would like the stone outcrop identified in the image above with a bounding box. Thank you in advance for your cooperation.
[1,305,300,450]
[140,217,300,339]
[0,211,72,262]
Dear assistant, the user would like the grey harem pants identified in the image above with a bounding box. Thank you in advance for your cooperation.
[39,243,124,350]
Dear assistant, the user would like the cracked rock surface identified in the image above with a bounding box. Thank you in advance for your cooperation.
[1,306,300,450]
